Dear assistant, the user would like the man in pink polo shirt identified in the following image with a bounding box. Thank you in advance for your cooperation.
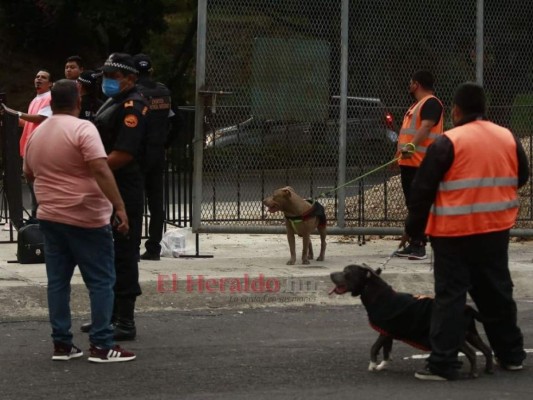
[24,79,136,363]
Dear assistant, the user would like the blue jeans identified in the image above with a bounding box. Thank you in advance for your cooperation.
[40,220,116,348]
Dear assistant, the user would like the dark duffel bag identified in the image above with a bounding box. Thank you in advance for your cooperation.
[17,223,45,264]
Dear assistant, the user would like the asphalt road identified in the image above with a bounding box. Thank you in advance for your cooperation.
[1,303,532,400]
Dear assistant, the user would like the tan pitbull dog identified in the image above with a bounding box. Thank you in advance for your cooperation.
[263,186,327,265]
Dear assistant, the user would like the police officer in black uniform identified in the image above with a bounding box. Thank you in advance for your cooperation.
[81,53,148,340]
[77,70,103,122]
[133,54,173,261]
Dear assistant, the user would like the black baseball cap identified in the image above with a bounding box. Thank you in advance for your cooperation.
[101,53,138,75]
[77,70,101,87]
[411,70,435,91]
[133,53,152,73]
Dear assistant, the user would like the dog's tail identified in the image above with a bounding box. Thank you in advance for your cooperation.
[465,305,498,325]
[465,305,482,321]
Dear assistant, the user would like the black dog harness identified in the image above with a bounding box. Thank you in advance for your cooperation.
[285,200,327,231]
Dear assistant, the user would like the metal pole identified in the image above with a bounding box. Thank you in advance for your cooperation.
[192,0,207,233]
[337,0,349,227]
[476,0,484,85]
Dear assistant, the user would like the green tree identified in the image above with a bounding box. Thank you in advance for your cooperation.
[0,0,196,107]
[144,0,197,105]
[0,0,174,58]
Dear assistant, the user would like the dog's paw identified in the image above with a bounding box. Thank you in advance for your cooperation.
[368,361,378,371]
[302,259,310,265]
[286,260,296,265]
[376,360,389,371]
[316,255,324,261]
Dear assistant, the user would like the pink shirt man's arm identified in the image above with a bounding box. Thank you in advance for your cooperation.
[87,158,129,235]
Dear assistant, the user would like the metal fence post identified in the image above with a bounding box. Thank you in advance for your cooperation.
[192,0,207,233]
[336,0,349,228]
[476,0,484,85]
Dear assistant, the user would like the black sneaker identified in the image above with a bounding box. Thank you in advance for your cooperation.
[495,357,524,371]
[80,322,92,333]
[414,367,453,381]
[52,343,84,361]
[395,244,413,258]
[408,245,427,260]
[140,251,160,261]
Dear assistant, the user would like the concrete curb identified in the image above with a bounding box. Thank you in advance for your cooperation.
[1,233,533,319]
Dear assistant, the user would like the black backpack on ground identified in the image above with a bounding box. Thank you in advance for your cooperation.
[17,222,45,264]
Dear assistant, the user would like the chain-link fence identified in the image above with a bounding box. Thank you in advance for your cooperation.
[193,0,533,234]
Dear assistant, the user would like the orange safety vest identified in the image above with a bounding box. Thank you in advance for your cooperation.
[398,95,443,167]
[425,120,519,237]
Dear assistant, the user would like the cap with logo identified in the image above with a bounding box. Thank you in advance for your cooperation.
[77,70,102,87]
[101,53,138,75]
[133,53,152,73]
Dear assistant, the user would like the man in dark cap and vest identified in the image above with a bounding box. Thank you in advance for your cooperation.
[396,70,444,260]
[406,82,528,381]
[80,53,148,341]
[133,53,173,261]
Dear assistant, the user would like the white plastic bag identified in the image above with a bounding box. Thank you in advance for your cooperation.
[160,228,192,258]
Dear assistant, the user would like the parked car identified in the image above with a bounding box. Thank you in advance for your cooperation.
[204,96,397,169]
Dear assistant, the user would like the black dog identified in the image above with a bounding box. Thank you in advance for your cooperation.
[330,264,493,377]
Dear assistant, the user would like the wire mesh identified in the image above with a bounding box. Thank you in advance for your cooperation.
[197,0,533,231]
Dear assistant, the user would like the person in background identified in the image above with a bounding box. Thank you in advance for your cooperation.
[133,53,173,261]
[2,69,54,219]
[406,82,528,380]
[395,70,444,261]
[24,79,136,363]
[77,70,103,122]
[65,55,84,80]
[3,69,54,157]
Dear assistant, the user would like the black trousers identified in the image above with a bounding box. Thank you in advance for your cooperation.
[113,202,143,299]
[427,230,526,375]
[143,146,166,255]
[400,165,426,244]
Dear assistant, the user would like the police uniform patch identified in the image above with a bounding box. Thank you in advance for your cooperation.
[124,114,138,128]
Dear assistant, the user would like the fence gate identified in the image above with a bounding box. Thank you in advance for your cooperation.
[191,0,533,236]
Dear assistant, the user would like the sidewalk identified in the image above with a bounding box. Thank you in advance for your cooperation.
[1,228,533,319]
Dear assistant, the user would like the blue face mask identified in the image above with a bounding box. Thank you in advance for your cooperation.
[102,77,121,97]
